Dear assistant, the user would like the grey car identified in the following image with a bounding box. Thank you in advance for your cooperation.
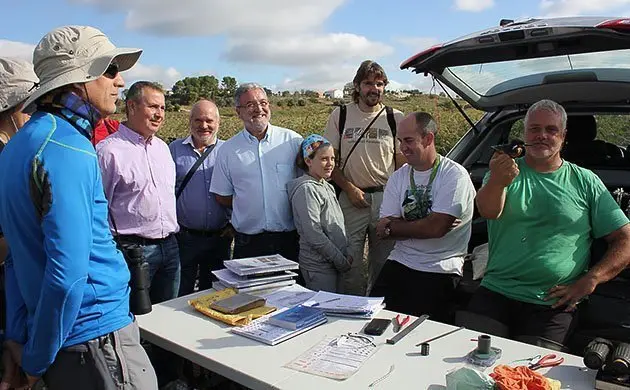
[401,16,630,356]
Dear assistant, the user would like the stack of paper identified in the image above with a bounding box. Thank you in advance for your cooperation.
[231,308,327,346]
[257,284,315,309]
[305,291,385,319]
[224,255,299,276]
[212,255,300,293]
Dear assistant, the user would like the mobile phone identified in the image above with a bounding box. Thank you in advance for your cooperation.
[364,318,391,336]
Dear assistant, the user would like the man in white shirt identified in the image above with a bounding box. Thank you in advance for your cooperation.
[210,83,303,264]
[372,112,476,323]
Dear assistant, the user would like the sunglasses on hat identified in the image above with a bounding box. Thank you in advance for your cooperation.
[103,62,119,79]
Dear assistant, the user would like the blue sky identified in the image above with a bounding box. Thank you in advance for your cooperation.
[1,0,629,92]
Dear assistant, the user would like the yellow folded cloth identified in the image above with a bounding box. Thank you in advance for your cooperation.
[189,288,276,326]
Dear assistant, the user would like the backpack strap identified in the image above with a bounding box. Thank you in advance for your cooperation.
[385,106,397,138]
[338,104,347,152]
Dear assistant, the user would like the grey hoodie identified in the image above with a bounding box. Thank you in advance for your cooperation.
[288,174,350,272]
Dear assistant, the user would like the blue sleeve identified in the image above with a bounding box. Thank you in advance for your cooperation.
[4,252,27,344]
[21,153,94,376]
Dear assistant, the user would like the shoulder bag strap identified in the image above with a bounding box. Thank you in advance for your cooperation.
[176,143,216,199]
[341,105,386,172]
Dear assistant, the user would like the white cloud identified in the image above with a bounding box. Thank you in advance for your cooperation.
[454,0,495,12]
[0,40,35,61]
[71,0,390,70]
[278,64,356,92]
[123,63,182,89]
[540,0,630,16]
[394,36,441,50]
[223,33,393,67]
[71,0,346,37]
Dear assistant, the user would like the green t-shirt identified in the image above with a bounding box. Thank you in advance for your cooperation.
[482,159,629,305]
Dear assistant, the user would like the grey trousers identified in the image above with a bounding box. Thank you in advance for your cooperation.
[338,191,394,296]
[44,320,158,390]
[302,268,342,293]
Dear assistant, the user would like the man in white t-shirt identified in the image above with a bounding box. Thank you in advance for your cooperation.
[372,112,476,323]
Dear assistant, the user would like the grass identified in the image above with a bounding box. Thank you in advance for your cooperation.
[113,95,629,153]
[113,95,485,154]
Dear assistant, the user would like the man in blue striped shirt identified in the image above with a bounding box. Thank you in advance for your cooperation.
[170,99,231,296]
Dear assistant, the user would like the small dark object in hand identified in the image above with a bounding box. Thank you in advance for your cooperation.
[491,139,527,158]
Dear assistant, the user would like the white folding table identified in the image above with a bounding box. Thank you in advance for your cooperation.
[137,290,597,389]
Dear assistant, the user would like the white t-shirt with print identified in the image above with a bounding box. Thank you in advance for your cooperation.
[379,156,476,275]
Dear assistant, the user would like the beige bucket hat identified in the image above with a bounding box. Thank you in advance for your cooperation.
[0,58,39,113]
[23,25,142,109]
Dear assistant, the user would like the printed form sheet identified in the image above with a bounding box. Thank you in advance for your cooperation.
[285,335,379,380]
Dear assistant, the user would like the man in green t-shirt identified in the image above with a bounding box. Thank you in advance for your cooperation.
[469,99,630,345]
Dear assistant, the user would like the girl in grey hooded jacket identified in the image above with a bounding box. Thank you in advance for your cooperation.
[288,135,351,292]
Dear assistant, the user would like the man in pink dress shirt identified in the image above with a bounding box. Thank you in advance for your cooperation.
[97,81,180,305]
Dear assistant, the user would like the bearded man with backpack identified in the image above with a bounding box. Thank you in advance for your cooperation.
[323,60,405,296]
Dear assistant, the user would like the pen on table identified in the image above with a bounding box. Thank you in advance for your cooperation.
[311,297,341,307]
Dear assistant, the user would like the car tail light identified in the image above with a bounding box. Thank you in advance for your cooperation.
[400,44,443,69]
[596,18,630,32]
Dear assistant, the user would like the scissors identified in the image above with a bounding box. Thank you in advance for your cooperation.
[392,315,410,333]
[528,353,564,370]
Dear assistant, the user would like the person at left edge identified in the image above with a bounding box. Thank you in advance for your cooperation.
[0,57,38,281]
[0,58,38,390]
[0,25,158,389]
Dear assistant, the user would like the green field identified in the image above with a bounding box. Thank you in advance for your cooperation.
[114,95,485,155]
[113,95,630,153]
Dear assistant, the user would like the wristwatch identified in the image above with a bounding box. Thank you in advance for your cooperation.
[384,222,392,237]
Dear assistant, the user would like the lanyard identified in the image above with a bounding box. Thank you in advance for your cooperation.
[409,155,441,195]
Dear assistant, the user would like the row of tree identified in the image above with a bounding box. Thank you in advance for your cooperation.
[120,75,450,111]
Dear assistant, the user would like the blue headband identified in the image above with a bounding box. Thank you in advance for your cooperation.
[302,134,330,159]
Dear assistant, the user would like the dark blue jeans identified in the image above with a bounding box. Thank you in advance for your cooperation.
[137,235,181,304]
[177,230,231,297]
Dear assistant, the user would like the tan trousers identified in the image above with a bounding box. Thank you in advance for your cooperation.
[338,191,394,296]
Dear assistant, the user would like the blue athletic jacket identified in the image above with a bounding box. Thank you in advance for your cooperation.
[0,111,133,376]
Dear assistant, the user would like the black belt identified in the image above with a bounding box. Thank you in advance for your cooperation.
[180,225,222,237]
[236,230,297,239]
[116,233,174,245]
[361,185,384,193]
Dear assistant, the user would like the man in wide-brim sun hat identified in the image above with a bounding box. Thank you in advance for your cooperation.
[0,25,158,390]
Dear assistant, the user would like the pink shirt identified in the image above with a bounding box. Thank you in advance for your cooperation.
[96,124,179,239]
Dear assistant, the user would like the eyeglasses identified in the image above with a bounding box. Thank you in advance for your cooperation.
[103,62,120,79]
[239,100,269,111]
